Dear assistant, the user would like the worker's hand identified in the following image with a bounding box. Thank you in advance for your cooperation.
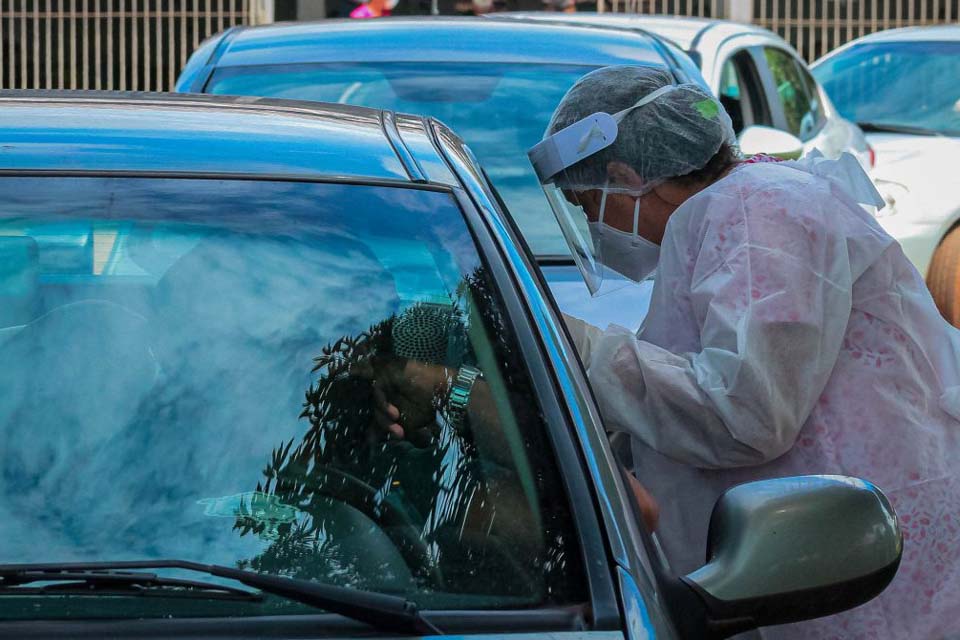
[624,469,660,532]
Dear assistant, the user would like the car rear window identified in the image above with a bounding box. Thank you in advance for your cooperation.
[0,176,585,620]
[205,62,611,257]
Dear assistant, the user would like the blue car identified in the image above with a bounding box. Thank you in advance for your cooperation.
[176,18,709,330]
[0,92,899,639]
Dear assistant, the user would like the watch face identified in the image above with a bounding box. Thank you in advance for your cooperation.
[444,366,481,434]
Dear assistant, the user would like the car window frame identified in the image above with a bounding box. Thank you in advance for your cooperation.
[792,57,828,136]
[748,44,788,135]
[0,168,618,636]
[478,172,686,637]
[757,44,827,142]
[717,47,773,133]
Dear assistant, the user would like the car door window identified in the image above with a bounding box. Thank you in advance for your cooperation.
[764,47,826,141]
[718,50,771,134]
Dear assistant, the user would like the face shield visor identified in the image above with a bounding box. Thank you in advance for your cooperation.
[529,85,679,296]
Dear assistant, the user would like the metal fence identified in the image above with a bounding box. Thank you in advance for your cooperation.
[2,0,956,89]
[600,0,716,16]
[0,0,273,91]
[754,0,959,61]
[599,0,959,61]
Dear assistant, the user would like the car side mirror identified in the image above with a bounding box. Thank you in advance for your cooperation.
[676,475,901,639]
[737,125,805,160]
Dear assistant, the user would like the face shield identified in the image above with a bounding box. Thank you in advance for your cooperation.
[529,85,679,296]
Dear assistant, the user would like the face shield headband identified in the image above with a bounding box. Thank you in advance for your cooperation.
[528,84,678,187]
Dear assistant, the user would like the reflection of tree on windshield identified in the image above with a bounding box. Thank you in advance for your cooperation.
[234,270,489,590]
[232,267,584,603]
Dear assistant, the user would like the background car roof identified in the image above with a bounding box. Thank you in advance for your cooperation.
[845,23,960,44]
[199,17,669,68]
[492,12,775,52]
[812,24,960,67]
[0,92,416,181]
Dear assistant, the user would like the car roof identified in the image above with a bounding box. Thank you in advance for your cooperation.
[844,23,960,44]
[202,17,668,69]
[812,24,960,66]
[0,92,418,181]
[493,12,774,51]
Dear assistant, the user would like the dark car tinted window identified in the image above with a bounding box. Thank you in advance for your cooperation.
[207,62,609,257]
[0,177,584,620]
[764,47,826,141]
[813,41,960,136]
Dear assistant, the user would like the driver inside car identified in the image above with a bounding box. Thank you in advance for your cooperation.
[365,305,661,534]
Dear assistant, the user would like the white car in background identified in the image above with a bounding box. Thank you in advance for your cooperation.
[812,25,960,325]
[494,13,873,169]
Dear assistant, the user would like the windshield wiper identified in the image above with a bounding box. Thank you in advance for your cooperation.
[0,560,442,635]
[857,121,943,136]
[0,570,263,602]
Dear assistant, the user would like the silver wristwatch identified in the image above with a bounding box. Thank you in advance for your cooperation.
[446,365,482,430]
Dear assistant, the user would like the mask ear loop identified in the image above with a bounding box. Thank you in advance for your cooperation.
[597,178,609,235]
[630,197,641,247]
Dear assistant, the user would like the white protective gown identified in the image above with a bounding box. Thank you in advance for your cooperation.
[569,154,960,639]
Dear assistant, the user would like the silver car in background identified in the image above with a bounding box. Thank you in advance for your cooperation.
[495,13,873,167]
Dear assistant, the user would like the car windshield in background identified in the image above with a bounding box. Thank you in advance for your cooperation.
[0,177,584,620]
[813,41,960,136]
[206,62,603,257]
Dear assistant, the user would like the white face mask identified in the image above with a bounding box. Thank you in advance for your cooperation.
[588,196,661,283]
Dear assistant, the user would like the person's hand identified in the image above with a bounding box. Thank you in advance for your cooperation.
[624,470,660,532]
[363,356,450,447]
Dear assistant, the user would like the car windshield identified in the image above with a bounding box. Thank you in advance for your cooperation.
[813,41,960,136]
[206,62,605,257]
[0,176,584,620]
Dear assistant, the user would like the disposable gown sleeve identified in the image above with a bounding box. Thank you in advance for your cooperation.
[562,313,605,365]
[586,185,854,469]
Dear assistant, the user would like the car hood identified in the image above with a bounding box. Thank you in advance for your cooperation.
[869,132,960,175]
[868,132,960,211]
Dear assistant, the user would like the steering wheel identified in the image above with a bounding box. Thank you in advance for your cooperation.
[309,465,446,589]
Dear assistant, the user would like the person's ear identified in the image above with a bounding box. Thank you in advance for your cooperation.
[606,161,644,191]
[576,189,604,221]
